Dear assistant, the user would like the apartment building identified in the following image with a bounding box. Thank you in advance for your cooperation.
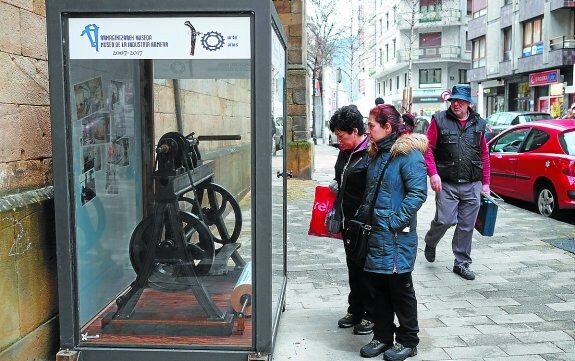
[468,0,575,118]
[369,0,472,116]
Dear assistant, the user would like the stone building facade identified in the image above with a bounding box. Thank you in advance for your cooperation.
[0,1,60,360]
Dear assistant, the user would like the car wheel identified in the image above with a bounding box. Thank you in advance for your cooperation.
[536,183,559,218]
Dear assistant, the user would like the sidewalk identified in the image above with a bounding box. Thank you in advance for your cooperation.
[274,142,575,361]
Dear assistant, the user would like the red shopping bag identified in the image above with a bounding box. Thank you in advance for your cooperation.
[308,185,342,239]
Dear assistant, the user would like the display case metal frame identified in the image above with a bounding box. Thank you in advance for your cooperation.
[46,0,288,360]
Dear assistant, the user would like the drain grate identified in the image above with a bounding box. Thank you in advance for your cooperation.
[542,238,575,254]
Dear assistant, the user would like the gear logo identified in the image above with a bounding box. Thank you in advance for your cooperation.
[201,31,225,51]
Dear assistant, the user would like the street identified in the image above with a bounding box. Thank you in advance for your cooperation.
[274,142,575,361]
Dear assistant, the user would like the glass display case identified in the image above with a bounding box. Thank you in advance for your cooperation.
[46,1,287,360]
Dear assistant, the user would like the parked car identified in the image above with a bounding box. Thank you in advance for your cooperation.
[414,116,430,134]
[488,119,575,218]
[485,111,551,141]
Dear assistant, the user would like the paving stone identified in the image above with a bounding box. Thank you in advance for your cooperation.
[540,353,575,361]
[553,340,575,353]
[512,330,573,343]
[499,342,564,355]
[420,326,482,337]
[460,333,519,347]
[468,298,519,307]
[440,315,494,327]
[475,323,534,334]
[444,345,507,359]
[489,313,545,324]
[484,356,545,361]
[455,306,509,317]
[546,302,575,312]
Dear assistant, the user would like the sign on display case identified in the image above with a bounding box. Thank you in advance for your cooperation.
[68,17,251,59]
[47,1,287,360]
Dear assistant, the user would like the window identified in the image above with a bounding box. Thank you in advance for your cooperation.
[490,128,529,154]
[389,79,392,92]
[379,48,383,65]
[503,0,512,5]
[396,75,399,90]
[379,19,383,35]
[466,31,472,51]
[522,17,543,56]
[386,44,389,62]
[404,73,408,87]
[420,0,441,12]
[382,81,385,96]
[420,32,442,47]
[472,0,487,18]
[459,69,467,83]
[472,37,486,68]
[467,0,472,16]
[503,27,512,61]
[392,39,396,58]
[419,69,441,86]
[386,13,389,30]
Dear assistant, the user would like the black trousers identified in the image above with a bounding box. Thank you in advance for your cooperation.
[364,271,419,347]
[344,247,374,322]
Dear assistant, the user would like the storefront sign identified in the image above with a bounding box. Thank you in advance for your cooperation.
[68,17,251,59]
[529,69,559,87]
[413,96,442,103]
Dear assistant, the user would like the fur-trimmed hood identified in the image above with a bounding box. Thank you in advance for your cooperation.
[391,133,428,157]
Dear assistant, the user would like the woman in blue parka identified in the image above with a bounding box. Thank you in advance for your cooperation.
[357,104,428,361]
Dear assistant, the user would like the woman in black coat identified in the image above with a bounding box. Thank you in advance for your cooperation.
[329,105,373,335]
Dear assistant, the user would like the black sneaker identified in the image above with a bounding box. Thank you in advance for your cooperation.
[338,312,360,328]
[424,245,436,262]
[383,343,417,361]
[353,319,374,335]
[453,264,476,280]
[360,339,392,358]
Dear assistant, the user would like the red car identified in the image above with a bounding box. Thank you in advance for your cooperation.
[488,119,575,218]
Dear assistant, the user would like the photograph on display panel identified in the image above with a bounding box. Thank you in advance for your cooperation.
[74,77,105,120]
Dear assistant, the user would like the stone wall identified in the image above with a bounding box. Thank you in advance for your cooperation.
[274,0,312,179]
[0,0,52,196]
[0,1,59,360]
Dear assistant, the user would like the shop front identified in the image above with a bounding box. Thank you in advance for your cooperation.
[530,69,563,118]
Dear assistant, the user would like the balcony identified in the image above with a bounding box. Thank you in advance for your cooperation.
[396,9,462,30]
[467,67,486,82]
[397,46,463,63]
[500,4,513,28]
[549,35,575,67]
[468,14,486,40]
[551,0,575,11]
[550,35,575,50]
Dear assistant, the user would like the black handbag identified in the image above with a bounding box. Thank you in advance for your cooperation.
[343,157,391,267]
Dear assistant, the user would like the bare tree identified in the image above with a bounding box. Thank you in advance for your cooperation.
[307,0,343,140]
[335,8,362,103]
[397,0,419,114]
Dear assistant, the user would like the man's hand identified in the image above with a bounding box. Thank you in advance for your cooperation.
[482,184,490,195]
[430,174,442,193]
